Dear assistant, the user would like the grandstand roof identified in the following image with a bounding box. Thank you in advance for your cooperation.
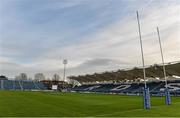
[0,75,8,80]
[69,62,180,83]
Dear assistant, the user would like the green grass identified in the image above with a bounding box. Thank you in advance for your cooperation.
[0,90,179,117]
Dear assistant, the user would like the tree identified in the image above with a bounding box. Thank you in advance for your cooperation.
[52,74,60,81]
[34,73,45,81]
[28,78,33,81]
[15,73,28,80]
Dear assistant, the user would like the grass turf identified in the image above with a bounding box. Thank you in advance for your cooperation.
[0,90,179,117]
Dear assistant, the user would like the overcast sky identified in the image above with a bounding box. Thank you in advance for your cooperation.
[0,0,180,78]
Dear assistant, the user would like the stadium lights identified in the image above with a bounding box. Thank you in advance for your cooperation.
[136,11,151,109]
[63,59,68,83]
[156,27,171,105]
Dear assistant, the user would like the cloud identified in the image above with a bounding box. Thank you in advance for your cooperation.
[67,58,132,75]
[0,0,179,78]
[42,0,179,73]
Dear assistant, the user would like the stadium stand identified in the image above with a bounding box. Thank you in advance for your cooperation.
[69,62,180,96]
[71,80,180,96]
[0,80,47,90]
[69,62,180,82]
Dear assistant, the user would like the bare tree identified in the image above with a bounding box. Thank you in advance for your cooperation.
[15,73,28,80]
[52,74,60,81]
[34,73,45,81]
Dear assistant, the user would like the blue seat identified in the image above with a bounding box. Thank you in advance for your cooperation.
[0,80,47,90]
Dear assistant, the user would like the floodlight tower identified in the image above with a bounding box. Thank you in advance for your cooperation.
[63,59,68,83]
[156,27,171,105]
[136,11,151,109]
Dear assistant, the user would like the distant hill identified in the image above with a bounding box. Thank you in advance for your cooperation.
[69,61,180,83]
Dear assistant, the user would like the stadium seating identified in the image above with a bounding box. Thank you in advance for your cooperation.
[72,80,180,95]
[0,80,47,90]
